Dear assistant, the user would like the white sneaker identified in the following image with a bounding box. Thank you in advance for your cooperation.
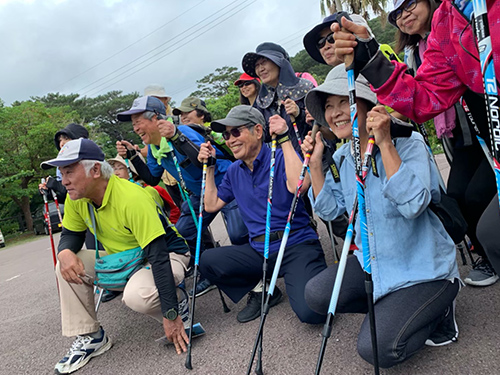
[54,327,112,374]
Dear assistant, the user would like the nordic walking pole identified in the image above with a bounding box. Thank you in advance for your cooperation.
[255,134,277,375]
[471,0,500,208]
[185,162,207,370]
[337,11,380,374]
[40,179,57,267]
[246,122,320,375]
[315,135,375,375]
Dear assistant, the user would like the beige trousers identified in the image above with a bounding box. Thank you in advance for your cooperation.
[56,249,190,337]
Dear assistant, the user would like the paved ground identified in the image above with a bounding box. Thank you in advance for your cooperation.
[1,154,499,375]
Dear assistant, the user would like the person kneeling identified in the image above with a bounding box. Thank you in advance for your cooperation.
[302,65,461,368]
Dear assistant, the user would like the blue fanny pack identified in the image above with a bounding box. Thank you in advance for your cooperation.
[89,203,145,290]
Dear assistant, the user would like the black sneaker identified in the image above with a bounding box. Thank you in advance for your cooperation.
[425,300,459,347]
[237,287,283,323]
[189,277,217,298]
[101,290,122,303]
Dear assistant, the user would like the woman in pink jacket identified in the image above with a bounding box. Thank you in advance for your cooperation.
[332,0,500,279]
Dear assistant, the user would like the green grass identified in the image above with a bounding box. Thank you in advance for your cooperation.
[2,231,41,249]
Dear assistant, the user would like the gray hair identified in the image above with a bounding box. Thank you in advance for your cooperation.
[141,111,157,121]
[80,160,113,180]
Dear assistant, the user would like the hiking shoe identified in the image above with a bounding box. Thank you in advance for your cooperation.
[425,301,458,347]
[101,290,122,303]
[54,327,112,374]
[464,257,499,287]
[237,287,283,323]
[178,286,190,328]
[189,277,216,298]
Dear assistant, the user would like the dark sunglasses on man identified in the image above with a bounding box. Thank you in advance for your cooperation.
[222,124,255,141]
[237,81,254,88]
[317,32,334,49]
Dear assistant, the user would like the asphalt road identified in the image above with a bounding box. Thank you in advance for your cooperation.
[1,155,499,375]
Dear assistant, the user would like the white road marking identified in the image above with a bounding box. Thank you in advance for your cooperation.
[6,274,21,281]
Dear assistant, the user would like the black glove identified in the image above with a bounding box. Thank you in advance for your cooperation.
[336,11,379,79]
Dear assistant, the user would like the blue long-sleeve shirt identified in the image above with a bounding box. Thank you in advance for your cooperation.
[146,125,231,196]
[310,132,460,301]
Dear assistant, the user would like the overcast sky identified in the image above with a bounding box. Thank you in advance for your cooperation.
[0,0,340,106]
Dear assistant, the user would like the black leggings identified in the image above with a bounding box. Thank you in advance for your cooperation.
[478,196,500,274]
[447,144,496,257]
[305,257,459,368]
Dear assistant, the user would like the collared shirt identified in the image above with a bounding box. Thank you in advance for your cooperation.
[146,125,231,196]
[310,133,460,301]
[217,144,317,255]
[63,175,167,253]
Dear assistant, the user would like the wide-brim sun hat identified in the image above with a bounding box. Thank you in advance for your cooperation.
[144,84,171,102]
[388,0,407,27]
[305,64,376,127]
[303,14,374,65]
[242,42,290,78]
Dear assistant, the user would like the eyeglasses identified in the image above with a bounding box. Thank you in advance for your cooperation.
[222,124,255,141]
[391,0,418,22]
[317,32,335,49]
[237,81,254,88]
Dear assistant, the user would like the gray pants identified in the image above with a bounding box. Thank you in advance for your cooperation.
[305,256,459,368]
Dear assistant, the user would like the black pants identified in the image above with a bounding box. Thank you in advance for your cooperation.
[478,196,500,274]
[447,144,496,257]
[305,257,459,368]
[199,239,327,324]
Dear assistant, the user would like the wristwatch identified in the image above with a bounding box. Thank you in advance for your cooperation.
[163,308,178,321]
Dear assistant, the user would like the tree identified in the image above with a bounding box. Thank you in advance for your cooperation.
[190,66,241,99]
[30,90,141,157]
[320,0,388,19]
[0,101,79,230]
[205,85,241,121]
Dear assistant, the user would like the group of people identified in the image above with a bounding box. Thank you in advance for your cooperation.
[42,0,500,373]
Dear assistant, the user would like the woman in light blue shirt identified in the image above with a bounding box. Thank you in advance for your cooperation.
[301,65,460,368]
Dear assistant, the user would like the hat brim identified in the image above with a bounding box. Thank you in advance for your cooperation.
[117,108,146,122]
[388,0,406,27]
[107,158,127,168]
[242,51,282,78]
[305,72,376,128]
[41,157,81,170]
[211,117,250,133]
[303,21,336,65]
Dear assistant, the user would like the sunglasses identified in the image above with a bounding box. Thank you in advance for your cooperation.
[222,124,255,141]
[317,32,335,49]
[391,0,418,22]
[237,81,254,88]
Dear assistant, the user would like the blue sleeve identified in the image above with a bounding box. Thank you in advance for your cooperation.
[217,169,235,204]
[382,134,437,219]
[147,146,164,178]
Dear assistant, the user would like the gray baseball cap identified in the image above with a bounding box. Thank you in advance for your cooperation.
[117,96,166,122]
[305,64,377,127]
[211,105,266,133]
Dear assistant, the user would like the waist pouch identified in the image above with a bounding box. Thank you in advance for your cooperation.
[94,246,145,289]
[429,192,468,245]
[88,203,145,290]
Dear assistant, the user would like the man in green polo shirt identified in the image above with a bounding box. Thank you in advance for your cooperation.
[41,139,190,374]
